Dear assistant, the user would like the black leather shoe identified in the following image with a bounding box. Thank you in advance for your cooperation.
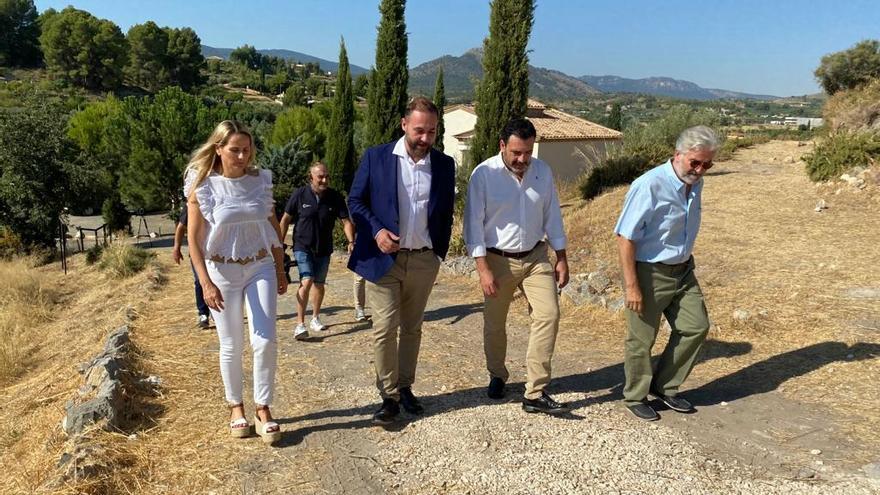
[487,377,505,399]
[626,402,660,421]
[399,387,424,415]
[522,392,570,415]
[372,398,400,425]
[651,392,695,413]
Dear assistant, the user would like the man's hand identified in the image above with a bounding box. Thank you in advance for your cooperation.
[375,229,400,254]
[554,257,569,290]
[625,283,643,315]
[172,246,183,265]
[479,268,499,298]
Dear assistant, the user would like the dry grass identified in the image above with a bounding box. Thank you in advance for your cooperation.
[558,140,880,461]
[0,257,59,383]
[0,253,165,494]
[824,78,880,133]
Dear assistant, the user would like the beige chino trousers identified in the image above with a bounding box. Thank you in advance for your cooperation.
[483,247,561,400]
[367,250,440,401]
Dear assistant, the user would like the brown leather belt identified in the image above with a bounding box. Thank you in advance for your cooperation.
[487,242,544,260]
[398,246,432,253]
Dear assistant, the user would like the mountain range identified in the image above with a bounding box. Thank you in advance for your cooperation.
[201,45,370,76]
[577,75,777,100]
[409,49,778,102]
[202,45,778,102]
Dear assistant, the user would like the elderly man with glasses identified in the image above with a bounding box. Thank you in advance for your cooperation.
[614,125,719,421]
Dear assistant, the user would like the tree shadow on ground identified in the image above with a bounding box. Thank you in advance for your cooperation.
[277,305,348,321]
[272,339,759,448]
[688,341,880,406]
[423,302,484,324]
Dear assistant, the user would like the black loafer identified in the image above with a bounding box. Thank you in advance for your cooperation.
[626,402,660,421]
[487,377,505,399]
[372,398,400,425]
[651,392,695,413]
[399,387,424,415]
[522,392,570,415]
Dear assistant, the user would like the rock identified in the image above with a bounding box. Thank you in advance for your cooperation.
[587,272,612,293]
[796,468,816,479]
[608,298,625,313]
[844,288,880,299]
[814,199,827,212]
[810,449,822,455]
[783,156,794,164]
[733,309,751,322]
[862,462,880,479]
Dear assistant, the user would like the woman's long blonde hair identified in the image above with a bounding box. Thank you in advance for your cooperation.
[185,120,258,198]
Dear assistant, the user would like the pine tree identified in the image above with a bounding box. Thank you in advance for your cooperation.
[365,0,408,146]
[433,67,446,151]
[470,0,534,168]
[326,38,357,193]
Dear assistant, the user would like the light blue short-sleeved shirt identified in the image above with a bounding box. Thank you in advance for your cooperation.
[614,160,702,264]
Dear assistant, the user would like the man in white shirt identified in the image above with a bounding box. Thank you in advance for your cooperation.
[464,118,571,415]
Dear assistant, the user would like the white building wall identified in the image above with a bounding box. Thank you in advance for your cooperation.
[534,139,615,182]
[442,109,478,168]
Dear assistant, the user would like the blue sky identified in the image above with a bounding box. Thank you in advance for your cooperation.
[35,0,880,96]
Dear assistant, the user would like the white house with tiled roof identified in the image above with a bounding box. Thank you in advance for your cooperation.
[442,99,622,181]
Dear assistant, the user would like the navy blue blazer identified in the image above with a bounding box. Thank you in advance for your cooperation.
[347,142,456,282]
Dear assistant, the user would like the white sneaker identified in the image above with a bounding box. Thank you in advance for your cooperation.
[197,314,210,329]
[309,317,326,332]
[293,323,308,340]
[355,307,367,322]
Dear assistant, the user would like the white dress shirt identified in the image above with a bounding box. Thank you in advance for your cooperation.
[464,153,567,258]
[392,137,433,249]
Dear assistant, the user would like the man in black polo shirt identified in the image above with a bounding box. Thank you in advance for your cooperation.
[280,162,355,340]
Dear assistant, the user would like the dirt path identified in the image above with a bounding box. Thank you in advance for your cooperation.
[133,140,879,494]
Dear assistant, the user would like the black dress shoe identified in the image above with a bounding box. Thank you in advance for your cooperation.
[399,387,424,415]
[626,402,660,421]
[522,392,570,415]
[651,392,695,413]
[372,398,400,425]
[487,377,505,399]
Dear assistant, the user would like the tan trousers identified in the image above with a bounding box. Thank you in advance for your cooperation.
[483,247,560,400]
[367,250,440,400]
[353,273,366,309]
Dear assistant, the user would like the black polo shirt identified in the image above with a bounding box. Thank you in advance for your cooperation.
[285,185,349,257]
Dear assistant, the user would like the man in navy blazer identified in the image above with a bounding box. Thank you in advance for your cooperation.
[348,96,455,425]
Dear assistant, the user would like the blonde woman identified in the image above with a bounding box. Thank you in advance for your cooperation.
[185,120,288,444]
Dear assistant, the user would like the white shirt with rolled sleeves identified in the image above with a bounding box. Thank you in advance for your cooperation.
[464,154,567,257]
[392,137,433,250]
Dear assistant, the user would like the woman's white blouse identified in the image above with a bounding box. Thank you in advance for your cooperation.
[184,168,281,261]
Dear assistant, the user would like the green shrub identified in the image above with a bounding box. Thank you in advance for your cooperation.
[98,242,155,278]
[580,155,654,200]
[102,192,131,234]
[85,244,103,265]
[580,105,721,200]
[803,132,880,182]
[0,228,24,260]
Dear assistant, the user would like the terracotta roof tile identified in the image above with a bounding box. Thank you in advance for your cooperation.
[446,100,622,141]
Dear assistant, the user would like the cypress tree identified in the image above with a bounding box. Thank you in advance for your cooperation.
[433,67,446,151]
[470,0,534,168]
[365,0,408,146]
[326,38,357,193]
[607,103,623,131]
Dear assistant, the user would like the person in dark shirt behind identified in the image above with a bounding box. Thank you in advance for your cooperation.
[280,162,355,340]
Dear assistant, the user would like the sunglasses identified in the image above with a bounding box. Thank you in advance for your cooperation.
[688,159,713,170]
